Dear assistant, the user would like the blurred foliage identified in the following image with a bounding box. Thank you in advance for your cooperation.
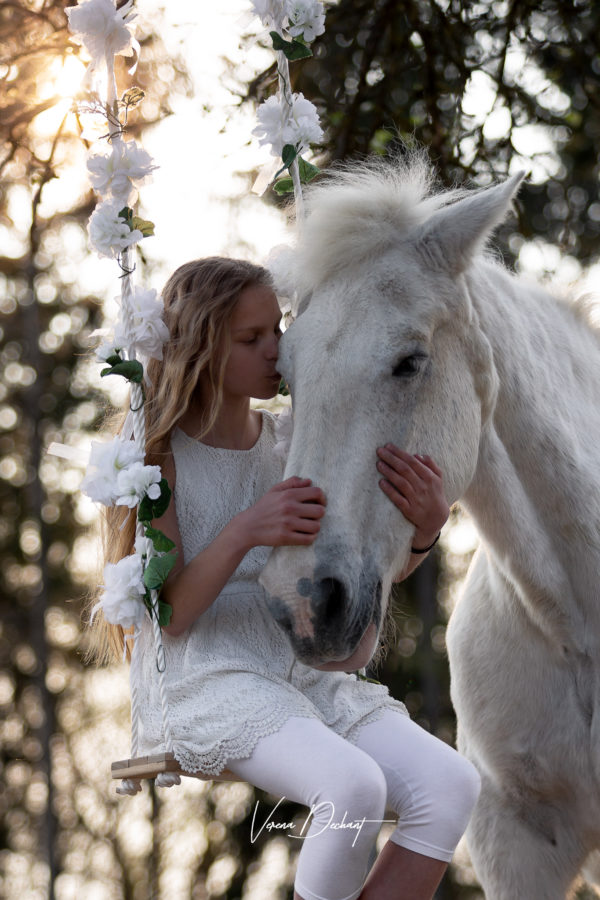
[2,1,599,898]
[247,0,600,270]
[0,1,193,897]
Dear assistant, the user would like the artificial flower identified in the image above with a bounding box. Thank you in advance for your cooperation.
[88,199,143,259]
[122,286,170,361]
[253,92,323,157]
[97,553,146,629]
[285,0,325,42]
[87,140,158,204]
[250,0,285,30]
[115,462,162,508]
[96,335,124,362]
[66,0,138,71]
[81,436,143,505]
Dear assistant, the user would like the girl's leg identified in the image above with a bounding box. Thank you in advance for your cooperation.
[227,715,389,900]
[353,709,481,899]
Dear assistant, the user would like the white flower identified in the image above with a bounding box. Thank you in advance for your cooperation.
[81,436,143,505]
[285,0,325,41]
[66,0,137,70]
[88,199,143,259]
[123,286,170,361]
[115,462,162,508]
[96,335,124,362]
[250,0,285,29]
[98,553,146,629]
[273,406,293,460]
[87,140,158,204]
[253,93,323,157]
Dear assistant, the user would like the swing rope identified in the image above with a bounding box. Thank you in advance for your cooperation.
[61,0,325,792]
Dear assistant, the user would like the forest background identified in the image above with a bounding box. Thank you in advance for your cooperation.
[1,0,599,898]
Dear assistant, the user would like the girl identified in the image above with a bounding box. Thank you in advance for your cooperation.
[97,257,480,900]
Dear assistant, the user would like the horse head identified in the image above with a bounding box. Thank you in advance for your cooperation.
[260,159,524,666]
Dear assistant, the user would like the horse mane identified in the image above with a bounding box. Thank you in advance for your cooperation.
[290,152,466,295]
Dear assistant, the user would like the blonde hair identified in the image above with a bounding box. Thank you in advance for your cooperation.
[85,257,274,664]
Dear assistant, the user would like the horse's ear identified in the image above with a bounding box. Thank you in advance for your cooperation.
[416,171,526,273]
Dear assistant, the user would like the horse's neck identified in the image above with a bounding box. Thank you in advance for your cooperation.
[463,262,600,646]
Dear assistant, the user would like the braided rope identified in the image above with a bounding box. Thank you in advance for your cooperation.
[276,49,304,219]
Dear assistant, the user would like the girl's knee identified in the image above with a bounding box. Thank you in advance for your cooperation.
[324,755,388,824]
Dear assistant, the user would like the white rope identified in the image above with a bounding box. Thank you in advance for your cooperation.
[119,243,177,784]
[276,49,304,221]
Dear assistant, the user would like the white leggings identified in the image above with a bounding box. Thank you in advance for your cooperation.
[227,710,480,900]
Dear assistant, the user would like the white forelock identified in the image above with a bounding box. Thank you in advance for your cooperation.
[287,153,467,298]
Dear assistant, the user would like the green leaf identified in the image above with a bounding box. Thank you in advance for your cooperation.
[143,552,176,591]
[298,156,321,183]
[278,378,290,396]
[269,31,313,60]
[355,671,382,685]
[138,477,172,522]
[118,206,133,225]
[104,353,122,366]
[158,599,172,628]
[281,144,297,168]
[273,177,295,195]
[131,216,155,237]
[100,359,144,383]
[121,86,145,108]
[144,525,176,553]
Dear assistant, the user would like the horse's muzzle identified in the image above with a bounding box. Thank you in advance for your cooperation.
[265,572,383,666]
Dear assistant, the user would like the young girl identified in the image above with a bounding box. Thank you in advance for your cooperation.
[98,256,480,900]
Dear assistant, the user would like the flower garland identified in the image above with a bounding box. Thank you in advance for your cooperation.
[66,0,176,637]
[58,0,327,637]
[250,0,326,203]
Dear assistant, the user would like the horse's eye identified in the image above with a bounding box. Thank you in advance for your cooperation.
[392,354,426,378]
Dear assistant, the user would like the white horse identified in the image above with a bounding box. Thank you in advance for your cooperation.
[260,157,600,898]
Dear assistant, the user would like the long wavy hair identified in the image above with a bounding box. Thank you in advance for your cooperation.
[85,257,274,664]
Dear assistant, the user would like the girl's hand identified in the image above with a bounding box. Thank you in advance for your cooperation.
[233,477,326,551]
[376,445,449,550]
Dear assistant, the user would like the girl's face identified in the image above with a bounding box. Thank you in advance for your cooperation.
[222,283,282,401]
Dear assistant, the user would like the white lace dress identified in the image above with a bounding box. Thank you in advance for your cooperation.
[133,410,407,775]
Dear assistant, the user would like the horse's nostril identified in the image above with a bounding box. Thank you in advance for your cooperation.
[319,577,346,622]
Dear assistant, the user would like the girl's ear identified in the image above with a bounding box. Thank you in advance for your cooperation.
[415,172,526,274]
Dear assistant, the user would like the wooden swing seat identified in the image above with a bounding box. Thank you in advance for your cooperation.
[111,752,239,782]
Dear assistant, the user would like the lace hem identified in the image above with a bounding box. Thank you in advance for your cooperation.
[343,698,408,744]
[163,696,407,777]
[171,706,323,776]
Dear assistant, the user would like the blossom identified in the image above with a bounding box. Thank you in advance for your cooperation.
[285,0,325,42]
[250,0,286,30]
[253,93,323,157]
[66,0,137,70]
[88,199,143,259]
[81,436,143,505]
[115,462,162,508]
[96,335,124,362]
[122,286,170,361]
[98,553,146,629]
[87,140,158,204]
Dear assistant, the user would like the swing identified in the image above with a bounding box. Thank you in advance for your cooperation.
[62,0,319,795]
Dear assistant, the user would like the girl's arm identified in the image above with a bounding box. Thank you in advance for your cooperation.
[157,455,326,637]
[376,445,449,581]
